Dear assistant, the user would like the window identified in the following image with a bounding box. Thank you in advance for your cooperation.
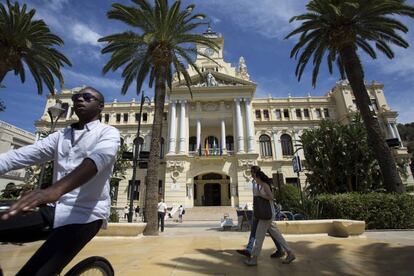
[281,134,293,156]
[275,109,281,119]
[120,137,124,147]
[61,103,69,118]
[259,134,272,157]
[303,109,309,118]
[205,136,219,155]
[296,109,302,118]
[263,109,269,119]
[226,136,234,151]
[158,180,163,194]
[255,110,261,119]
[163,112,168,120]
[128,180,140,200]
[133,137,144,153]
[160,137,165,158]
[189,136,197,151]
[285,177,299,187]
[323,108,330,118]
[123,113,128,122]
[315,108,322,118]
[116,113,121,122]
[283,109,290,119]
[104,114,110,123]
[143,113,148,122]
[135,113,140,122]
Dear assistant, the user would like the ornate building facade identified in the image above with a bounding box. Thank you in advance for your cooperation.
[35,28,414,209]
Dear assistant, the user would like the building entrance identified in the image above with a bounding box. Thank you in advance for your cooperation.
[204,183,221,206]
[193,173,231,206]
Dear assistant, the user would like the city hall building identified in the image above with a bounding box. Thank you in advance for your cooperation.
[34,28,414,209]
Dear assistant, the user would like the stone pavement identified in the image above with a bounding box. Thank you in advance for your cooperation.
[1,221,413,275]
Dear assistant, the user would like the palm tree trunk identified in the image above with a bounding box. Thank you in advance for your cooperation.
[340,45,404,193]
[144,65,167,235]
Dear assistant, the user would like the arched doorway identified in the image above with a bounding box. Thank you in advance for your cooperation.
[193,173,231,206]
[204,183,221,206]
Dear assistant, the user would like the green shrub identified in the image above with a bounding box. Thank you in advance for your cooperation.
[275,184,302,212]
[109,207,120,223]
[316,193,414,229]
[406,186,414,193]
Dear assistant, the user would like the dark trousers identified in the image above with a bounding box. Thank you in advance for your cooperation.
[158,212,165,232]
[0,206,102,276]
[247,217,283,253]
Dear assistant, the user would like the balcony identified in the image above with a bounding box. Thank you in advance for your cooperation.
[188,149,235,157]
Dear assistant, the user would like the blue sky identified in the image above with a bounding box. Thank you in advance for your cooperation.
[1,0,414,133]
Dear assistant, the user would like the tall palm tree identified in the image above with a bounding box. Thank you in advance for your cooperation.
[286,0,414,193]
[99,0,218,235]
[0,0,71,94]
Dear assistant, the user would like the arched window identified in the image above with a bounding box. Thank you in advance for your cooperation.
[259,134,272,157]
[160,137,165,158]
[189,136,197,151]
[281,134,294,156]
[226,136,234,151]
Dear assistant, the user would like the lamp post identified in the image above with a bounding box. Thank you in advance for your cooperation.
[128,91,151,223]
[37,100,66,189]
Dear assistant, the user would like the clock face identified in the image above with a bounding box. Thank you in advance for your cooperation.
[204,47,214,56]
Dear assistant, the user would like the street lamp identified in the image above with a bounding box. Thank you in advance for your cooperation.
[128,91,151,223]
[37,100,66,189]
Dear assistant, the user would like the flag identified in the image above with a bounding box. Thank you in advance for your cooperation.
[205,140,209,156]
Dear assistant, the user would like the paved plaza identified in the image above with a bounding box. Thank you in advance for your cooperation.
[1,221,413,276]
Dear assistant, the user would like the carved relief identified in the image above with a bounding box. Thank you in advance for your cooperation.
[167,161,185,182]
[202,102,219,112]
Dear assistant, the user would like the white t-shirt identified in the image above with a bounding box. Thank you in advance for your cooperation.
[178,206,184,215]
[157,202,167,213]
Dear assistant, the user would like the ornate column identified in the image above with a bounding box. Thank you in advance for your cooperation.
[196,119,201,154]
[178,100,187,154]
[234,98,244,153]
[168,100,177,154]
[273,131,283,160]
[244,98,255,153]
[221,119,226,154]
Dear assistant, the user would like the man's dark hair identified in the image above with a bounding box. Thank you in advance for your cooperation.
[80,86,105,104]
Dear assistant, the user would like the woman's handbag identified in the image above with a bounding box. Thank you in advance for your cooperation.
[253,196,272,220]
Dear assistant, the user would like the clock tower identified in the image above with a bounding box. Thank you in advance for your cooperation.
[196,24,224,61]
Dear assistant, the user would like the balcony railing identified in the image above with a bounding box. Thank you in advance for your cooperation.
[188,149,235,157]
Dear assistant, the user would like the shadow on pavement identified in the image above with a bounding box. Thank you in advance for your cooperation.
[155,240,414,275]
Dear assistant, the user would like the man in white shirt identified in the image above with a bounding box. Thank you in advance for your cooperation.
[0,87,120,275]
[157,198,167,232]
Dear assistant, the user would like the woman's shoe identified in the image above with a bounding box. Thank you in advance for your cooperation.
[243,257,257,266]
[270,250,285,258]
[282,253,296,264]
[236,249,251,257]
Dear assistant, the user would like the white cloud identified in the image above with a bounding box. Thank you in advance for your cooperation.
[198,0,307,39]
[44,0,69,11]
[70,23,102,47]
[62,69,122,91]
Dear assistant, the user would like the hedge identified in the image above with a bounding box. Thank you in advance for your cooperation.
[315,193,414,229]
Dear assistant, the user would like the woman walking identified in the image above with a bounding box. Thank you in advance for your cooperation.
[244,171,296,266]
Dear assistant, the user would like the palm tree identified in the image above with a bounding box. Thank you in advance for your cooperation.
[0,0,71,94]
[99,0,218,235]
[286,0,414,193]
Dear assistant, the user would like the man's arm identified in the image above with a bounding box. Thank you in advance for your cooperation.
[0,131,60,174]
[1,158,98,219]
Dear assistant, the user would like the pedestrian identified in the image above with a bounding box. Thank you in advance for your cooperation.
[135,205,140,219]
[178,205,185,223]
[157,199,167,232]
[237,166,284,259]
[243,171,296,266]
[0,86,120,275]
[124,205,129,220]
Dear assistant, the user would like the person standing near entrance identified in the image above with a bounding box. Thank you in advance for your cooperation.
[237,166,284,259]
[178,205,185,223]
[157,199,167,232]
[123,205,129,220]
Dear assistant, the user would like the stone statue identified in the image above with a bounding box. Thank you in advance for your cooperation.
[238,56,250,80]
[206,72,218,87]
